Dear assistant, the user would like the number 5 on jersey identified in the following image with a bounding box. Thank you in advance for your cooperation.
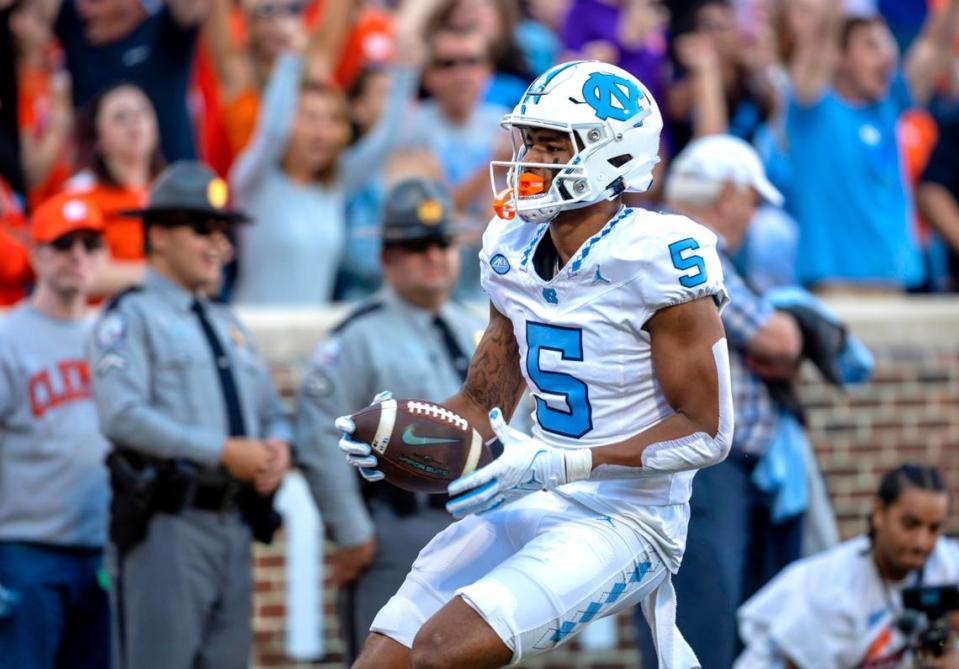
[526,322,593,438]
[669,238,707,287]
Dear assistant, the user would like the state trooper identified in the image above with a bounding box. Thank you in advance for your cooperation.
[297,177,491,662]
[88,161,292,669]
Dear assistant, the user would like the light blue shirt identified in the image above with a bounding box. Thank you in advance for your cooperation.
[407,102,508,301]
[784,75,924,288]
[230,55,417,305]
[408,101,506,188]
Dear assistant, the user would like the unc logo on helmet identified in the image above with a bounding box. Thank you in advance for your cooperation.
[490,61,663,224]
[582,73,643,122]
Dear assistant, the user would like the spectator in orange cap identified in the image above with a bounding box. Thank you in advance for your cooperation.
[0,189,110,669]
[29,191,105,254]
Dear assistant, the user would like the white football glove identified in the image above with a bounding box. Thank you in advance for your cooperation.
[336,390,392,483]
[445,407,593,519]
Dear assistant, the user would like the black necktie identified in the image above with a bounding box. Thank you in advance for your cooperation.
[191,299,247,436]
[432,314,470,382]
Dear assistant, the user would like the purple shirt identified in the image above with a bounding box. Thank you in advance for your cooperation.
[561,0,667,104]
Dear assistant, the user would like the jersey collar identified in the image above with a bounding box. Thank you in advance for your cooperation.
[517,208,633,281]
[568,206,632,275]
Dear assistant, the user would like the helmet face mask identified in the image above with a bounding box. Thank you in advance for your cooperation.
[490,60,663,224]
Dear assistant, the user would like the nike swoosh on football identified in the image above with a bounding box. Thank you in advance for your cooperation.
[401,425,461,446]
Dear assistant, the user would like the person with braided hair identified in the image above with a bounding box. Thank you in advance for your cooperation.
[737,463,959,669]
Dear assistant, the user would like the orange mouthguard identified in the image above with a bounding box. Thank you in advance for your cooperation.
[517,172,544,196]
[492,174,545,220]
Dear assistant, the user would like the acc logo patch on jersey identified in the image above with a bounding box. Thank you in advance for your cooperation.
[96,313,126,350]
[490,253,510,275]
[582,72,643,122]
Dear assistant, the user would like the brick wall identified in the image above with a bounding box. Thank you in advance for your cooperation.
[240,297,959,669]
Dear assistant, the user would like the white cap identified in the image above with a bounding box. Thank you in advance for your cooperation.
[843,0,878,18]
[668,134,783,206]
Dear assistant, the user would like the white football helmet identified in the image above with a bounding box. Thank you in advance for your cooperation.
[491,60,663,223]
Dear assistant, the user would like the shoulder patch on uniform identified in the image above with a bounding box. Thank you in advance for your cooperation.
[310,337,342,367]
[95,352,128,376]
[104,285,143,313]
[95,313,127,351]
[332,300,385,335]
[303,367,335,398]
[490,253,510,275]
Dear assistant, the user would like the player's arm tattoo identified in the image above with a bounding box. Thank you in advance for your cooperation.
[461,303,526,423]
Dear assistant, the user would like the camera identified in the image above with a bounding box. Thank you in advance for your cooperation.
[897,584,959,668]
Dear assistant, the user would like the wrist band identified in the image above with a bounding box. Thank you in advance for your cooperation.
[564,448,594,484]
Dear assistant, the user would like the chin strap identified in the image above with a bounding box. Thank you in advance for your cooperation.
[492,188,517,220]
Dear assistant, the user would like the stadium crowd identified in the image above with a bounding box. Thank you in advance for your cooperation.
[4,0,959,303]
[1,0,958,668]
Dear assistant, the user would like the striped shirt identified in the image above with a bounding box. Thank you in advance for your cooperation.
[719,252,779,456]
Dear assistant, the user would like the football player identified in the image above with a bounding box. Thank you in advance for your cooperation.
[338,60,733,668]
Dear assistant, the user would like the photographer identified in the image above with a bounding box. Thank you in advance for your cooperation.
[736,463,959,669]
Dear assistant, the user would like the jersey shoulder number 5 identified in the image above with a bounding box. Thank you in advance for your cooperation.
[668,237,707,288]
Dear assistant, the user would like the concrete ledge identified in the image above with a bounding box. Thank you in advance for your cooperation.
[2,295,955,360]
[818,296,959,347]
[236,296,959,362]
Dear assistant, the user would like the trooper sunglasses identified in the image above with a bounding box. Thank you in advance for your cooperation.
[188,219,233,237]
[146,213,233,237]
[387,237,453,253]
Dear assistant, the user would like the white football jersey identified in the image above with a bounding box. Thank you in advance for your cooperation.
[479,206,728,521]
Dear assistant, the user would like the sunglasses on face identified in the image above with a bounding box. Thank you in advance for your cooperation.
[388,237,453,254]
[430,55,486,70]
[251,0,305,18]
[148,214,232,238]
[188,219,232,237]
[49,231,103,253]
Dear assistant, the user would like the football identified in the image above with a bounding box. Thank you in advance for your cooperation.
[349,398,494,493]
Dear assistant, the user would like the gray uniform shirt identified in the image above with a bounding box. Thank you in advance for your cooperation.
[0,303,109,547]
[296,289,487,547]
[88,269,292,478]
